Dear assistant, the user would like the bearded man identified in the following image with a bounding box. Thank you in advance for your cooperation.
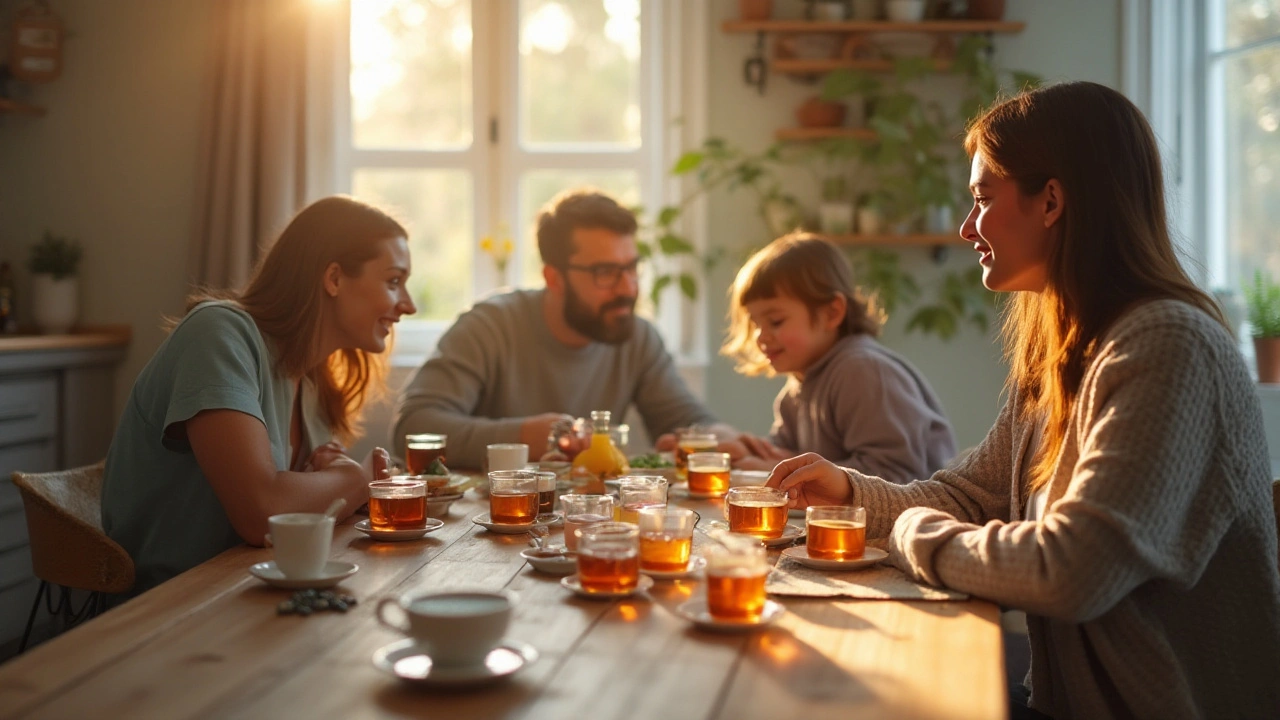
[393,189,721,468]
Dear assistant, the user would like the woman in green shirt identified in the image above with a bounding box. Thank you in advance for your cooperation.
[102,196,416,595]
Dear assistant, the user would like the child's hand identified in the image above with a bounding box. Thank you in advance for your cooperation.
[653,433,677,452]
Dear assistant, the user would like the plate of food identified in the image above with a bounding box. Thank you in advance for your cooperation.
[628,453,677,481]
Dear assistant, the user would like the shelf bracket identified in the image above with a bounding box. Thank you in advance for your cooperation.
[742,31,767,95]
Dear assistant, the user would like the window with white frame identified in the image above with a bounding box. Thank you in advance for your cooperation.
[1134,0,1279,334]
[337,0,704,363]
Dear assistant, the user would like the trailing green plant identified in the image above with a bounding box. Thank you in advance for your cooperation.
[28,232,82,280]
[1243,269,1280,338]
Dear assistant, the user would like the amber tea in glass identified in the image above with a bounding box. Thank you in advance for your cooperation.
[675,430,718,482]
[488,470,539,525]
[704,536,768,621]
[368,479,427,531]
[535,471,557,517]
[806,506,867,560]
[615,476,668,523]
[560,494,614,552]
[405,433,447,474]
[576,522,640,593]
[687,451,731,497]
[637,506,696,572]
[724,486,788,540]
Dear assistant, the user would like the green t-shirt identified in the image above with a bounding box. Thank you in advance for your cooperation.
[101,302,326,596]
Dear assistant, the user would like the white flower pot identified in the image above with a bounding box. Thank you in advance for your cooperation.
[32,274,78,334]
[856,206,884,235]
[886,0,926,21]
[819,202,855,235]
[812,1,848,21]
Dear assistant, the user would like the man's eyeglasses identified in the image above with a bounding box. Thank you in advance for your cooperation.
[564,258,641,289]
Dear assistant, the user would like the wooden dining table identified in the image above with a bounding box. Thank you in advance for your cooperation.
[0,488,1006,720]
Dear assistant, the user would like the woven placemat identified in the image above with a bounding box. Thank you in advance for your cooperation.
[766,556,969,601]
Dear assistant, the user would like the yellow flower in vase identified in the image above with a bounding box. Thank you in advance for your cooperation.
[479,227,514,278]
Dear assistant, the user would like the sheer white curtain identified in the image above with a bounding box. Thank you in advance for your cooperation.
[188,0,345,289]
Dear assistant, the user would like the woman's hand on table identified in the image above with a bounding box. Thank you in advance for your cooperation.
[765,453,854,508]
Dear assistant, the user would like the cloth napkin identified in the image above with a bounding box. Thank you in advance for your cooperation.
[765,555,969,601]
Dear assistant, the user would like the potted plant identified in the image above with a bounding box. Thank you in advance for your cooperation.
[27,231,82,334]
[1244,269,1280,383]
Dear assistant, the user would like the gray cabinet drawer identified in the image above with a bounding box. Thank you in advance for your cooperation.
[0,375,57,446]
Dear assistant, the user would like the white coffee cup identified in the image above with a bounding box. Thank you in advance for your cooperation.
[487,443,529,473]
[376,589,517,667]
[266,513,334,579]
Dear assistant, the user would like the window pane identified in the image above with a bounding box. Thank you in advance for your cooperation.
[351,0,472,149]
[518,0,641,148]
[517,170,640,288]
[354,169,474,321]
[1224,0,1280,48]
[1222,46,1280,294]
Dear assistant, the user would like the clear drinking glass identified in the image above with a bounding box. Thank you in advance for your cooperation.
[805,506,867,560]
[560,494,614,552]
[704,535,769,621]
[687,451,731,497]
[615,476,668,524]
[724,486,789,540]
[576,522,640,593]
[676,430,718,483]
[637,506,696,572]
[488,470,539,524]
[368,479,427,531]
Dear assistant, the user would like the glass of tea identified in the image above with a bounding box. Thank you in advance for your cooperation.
[576,522,640,593]
[675,429,718,482]
[560,494,614,552]
[368,479,428,531]
[687,451,731,497]
[615,476,668,524]
[405,433,447,474]
[806,506,867,560]
[534,471,557,518]
[704,534,769,621]
[723,486,789,540]
[637,506,696,572]
[488,470,539,525]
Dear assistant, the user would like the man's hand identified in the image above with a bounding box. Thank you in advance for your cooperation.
[765,453,854,508]
[519,413,575,456]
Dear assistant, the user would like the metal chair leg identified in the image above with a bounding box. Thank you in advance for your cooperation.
[18,580,49,654]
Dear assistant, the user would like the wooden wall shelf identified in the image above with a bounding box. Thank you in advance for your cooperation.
[723,19,1027,34]
[0,98,45,116]
[773,58,952,74]
[824,233,964,247]
[776,127,876,141]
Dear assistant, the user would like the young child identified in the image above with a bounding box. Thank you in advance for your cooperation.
[721,232,956,483]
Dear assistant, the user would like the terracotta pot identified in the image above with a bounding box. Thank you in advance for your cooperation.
[796,97,846,128]
[738,0,773,21]
[1256,337,1280,384]
[967,0,1006,20]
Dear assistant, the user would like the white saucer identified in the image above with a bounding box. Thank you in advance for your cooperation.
[781,545,888,570]
[560,573,654,599]
[641,555,707,580]
[675,598,786,632]
[427,493,464,518]
[372,638,538,687]
[704,520,806,547]
[471,512,563,534]
[355,517,444,542]
[520,548,578,575]
[248,560,358,589]
[729,469,770,486]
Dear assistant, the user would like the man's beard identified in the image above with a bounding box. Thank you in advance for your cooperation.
[563,283,636,345]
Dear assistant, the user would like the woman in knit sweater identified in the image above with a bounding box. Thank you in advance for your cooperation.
[767,81,1280,720]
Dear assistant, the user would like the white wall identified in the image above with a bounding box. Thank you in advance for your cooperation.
[701,0,1123,450]
[0,0,214,416]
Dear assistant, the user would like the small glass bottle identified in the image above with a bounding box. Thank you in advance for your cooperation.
[570,410,630,492]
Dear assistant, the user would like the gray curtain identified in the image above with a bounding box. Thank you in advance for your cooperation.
[188,0,343,289]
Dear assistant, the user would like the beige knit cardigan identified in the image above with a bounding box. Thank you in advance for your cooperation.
[845,300,1280,719]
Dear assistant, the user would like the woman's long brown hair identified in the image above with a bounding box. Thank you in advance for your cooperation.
[184,196,407,444]
[966,82,1226,492]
